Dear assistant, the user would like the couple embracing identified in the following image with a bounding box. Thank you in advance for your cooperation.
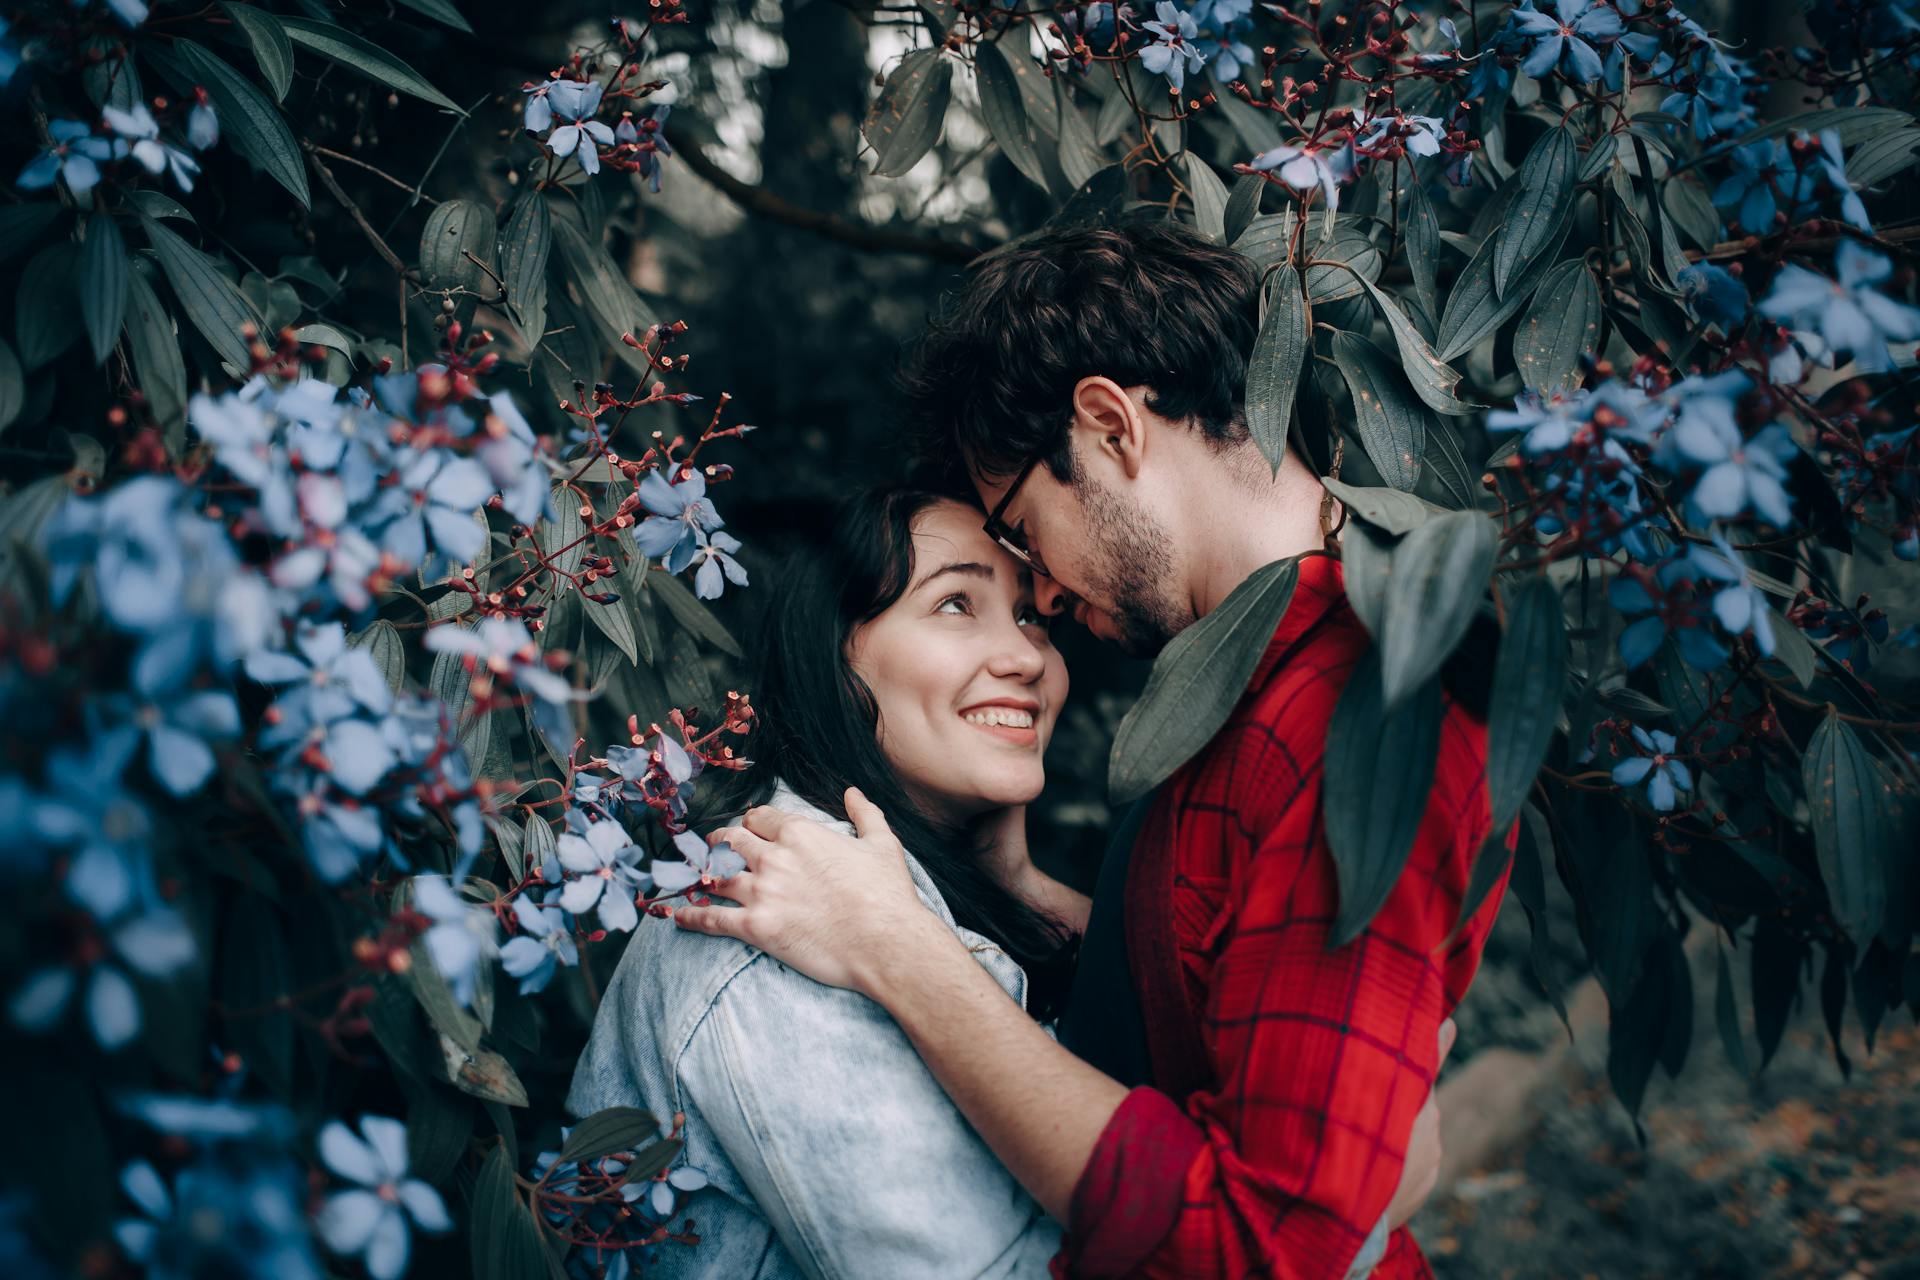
[569,221,1508,1278]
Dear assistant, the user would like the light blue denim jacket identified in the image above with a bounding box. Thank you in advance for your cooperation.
[566,784,1389,1279]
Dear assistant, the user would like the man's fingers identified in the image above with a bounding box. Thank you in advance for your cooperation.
[843,787,896,844]
[672,903,749,940]
[710,825,770,872]
[740,804,790,841]
[705,872,753,903]
[1437,1016,1458,1069]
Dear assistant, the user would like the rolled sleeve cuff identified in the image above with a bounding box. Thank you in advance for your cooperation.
[1055,1086,1207,1279]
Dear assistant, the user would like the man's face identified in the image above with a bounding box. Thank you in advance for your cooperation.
[973,448,1192,658]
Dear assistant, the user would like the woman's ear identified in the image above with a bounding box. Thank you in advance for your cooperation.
[1070,376,1147,480]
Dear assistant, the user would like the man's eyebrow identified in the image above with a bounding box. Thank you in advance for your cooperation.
[913,561,997,591]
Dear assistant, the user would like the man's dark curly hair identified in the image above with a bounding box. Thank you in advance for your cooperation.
[903,220,1264,485]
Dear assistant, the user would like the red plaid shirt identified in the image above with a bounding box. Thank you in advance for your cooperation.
[1057,553,1505,1279]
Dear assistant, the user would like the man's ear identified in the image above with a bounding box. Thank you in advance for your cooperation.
[1070,376,1147,480]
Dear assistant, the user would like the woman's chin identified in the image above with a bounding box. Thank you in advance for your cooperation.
[933,766,1045,817]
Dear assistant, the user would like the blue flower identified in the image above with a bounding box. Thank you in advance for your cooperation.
[12,896,194,1051]
[1804,128,1872,232]
[187,96,219,151]
[422,617,576,750]
[1248,142,1348,208]
[691,530,749,600]
[541,80,615,175]
[555,816,648,931]
[640,1163,712,1219]
[1140,1,1207,92]
[1510,0,1624,83]
[1677,264,1748,331]
[1653,375,1797,527]
[473,392,554,527]
[411,875,498,1006]
[126,681,242,796]
[104,103,200,192]
[17,119,119,194]
[119,1156,321,1280]
[1712,139,1816,233]
[500,898,578,994]
[634,466,724,574]
[316,1116,452,1280]
[1658,64,1753,141]
[1611,725,1693,811]
[1611,555,1730,670]
[365,448,494,572]
[651,828,746,894]
[1759,241,1920,373]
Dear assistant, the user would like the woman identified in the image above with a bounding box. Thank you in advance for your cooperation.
[567,485,1435,1278]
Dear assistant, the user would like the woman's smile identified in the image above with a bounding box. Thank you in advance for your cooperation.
[958,699,1041,746]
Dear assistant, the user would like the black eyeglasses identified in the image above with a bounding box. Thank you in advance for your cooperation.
[981,452,1051,579]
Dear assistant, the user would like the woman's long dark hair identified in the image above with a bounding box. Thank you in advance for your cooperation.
[710,485,1071,970]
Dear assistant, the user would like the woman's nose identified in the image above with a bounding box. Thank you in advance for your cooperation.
[986,627,1047,683]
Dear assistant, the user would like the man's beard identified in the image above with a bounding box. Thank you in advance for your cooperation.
[1076,474,1191,657]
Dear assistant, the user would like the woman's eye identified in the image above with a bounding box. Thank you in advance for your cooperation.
[936,594,973,616]
[1015,603,1047,628]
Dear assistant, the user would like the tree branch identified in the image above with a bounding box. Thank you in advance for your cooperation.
[664,125,987,264]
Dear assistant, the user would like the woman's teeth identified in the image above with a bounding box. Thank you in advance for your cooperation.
[962,707,1035,729]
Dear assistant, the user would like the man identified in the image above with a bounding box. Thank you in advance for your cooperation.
[675,222,1505,1278]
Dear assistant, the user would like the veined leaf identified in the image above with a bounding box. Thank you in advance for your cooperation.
[1353,274,1475,414]
[1378,509,1495,706]
[1325,652,1443,945]
[646,565,742,657]
[1304,227,1383,303]
[584,591,639,667]
[349,619,408,693]
[558,1107,660,1164]
[1182,152,1230,240]
[1052,77,1106,191]
[977,42,1047,191]
[863,48,952,178]
[1436,212,1572,362]
[144,40,308,207]
[1802,709,1889,946]
[429,623,492,769]
[1847,126,1920,187]
[126,190,193,224]
[1661,176,1721,251]
[1323,475,1446,535]
[15,244,82,370]
[552,218,645,350]
[419,198,496,298]
[1404,177,1440,319]
[278,17,460,111]
[1330,330,1427,492]
[80,212,129,364]
[1223,172,1263,244]
[1339,519,1394,637]
[1513,258,1600,392]
[1735,105,1912,148]
[1108,558,1299,804]
[1245,266,1307,472]
[499,194,551,346]
[1495,127,1575,297]
[219,2,294,101]
[123,268,188,441]
[394,0,472,32]
[1486,575,1564,832]
[138,213,265,371]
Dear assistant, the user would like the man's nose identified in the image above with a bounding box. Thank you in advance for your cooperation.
[1033,575,1073,617]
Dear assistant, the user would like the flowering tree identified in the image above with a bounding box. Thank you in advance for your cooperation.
[0,0,1917,1274]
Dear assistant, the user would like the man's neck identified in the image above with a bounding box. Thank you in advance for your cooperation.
[1187,444,1328,618]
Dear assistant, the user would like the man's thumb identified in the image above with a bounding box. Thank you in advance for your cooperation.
[1437,1016,1458,1069]
[844,787,895,844]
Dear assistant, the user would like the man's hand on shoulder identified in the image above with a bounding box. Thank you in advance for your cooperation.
[671,788,961,997]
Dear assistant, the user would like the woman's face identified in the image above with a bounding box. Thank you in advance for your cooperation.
[848,499,1068,824]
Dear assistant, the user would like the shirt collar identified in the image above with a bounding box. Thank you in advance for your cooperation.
[1247,552,1348,690]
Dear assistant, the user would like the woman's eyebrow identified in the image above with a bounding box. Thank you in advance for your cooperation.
[913,561,997,592]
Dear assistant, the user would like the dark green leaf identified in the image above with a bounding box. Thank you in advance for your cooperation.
[1108,558,1299,804]
[1819,943,1852,1079]
[1436,213,1572,362]
[552,218,645,348]
[1802,709,1889,946]
[584,593,639,666]
[977,43,1047,190]
[1304,227,1383,303]
[646,564,742,657]
[523,812,557,878]
[15,244,83,370]
[1331,330,1428,492]
[863,48,952,178]
[1323,476,1445,535]
[80,212,129,364]
[499,194,551,346]
[1404,177,1440,319]
[1659,931,1693,1079]
[1378,509,1495,706]
[1736,105,1912,147]
[221,897,295,1095]
[278,16,461,111]
[406,1082,474,1187]
[1455,828,1514,940]
[1715,939,1751,1078]
[1182,153,1230,239]
[1052,78,1106,191]
[1487,575,1564,832]
[1495,127,1576,297]
[558,1106,660,1164]
[1577,133,1618,183]
[126,190,195,223]
[1325,652,1444,945]
[1338,519,1393,637]
[420,198,496,298]
[1661,176,1720,251]
[0,204,59,265]
[1245,265,1306,471]
[1606,934,1673,1123]
[1751,918,1802,1071]
[1232,211,1294,267]
[394,0,472,32]
[1513,258,1600,393]
[1846,126,1920,186]
[219,2,295,100]
[0,338,23,436]
[138,212,266,370]
[349,619,408,692]
[1353,275,1475,414]
[472,1142,559,1280]
[145,40,309,207]
[430,624,493,769]
[1767,604,1816,688]
[1223,172,1263,244]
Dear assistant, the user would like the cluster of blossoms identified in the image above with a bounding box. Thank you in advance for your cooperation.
[522,73,674,186]
[20,95,219,196]
[528,1124,714,1278]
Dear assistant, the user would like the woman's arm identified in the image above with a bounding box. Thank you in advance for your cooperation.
[677,951,1061,1280]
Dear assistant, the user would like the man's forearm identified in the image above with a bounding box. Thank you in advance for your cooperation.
[857,916,1130,1221]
